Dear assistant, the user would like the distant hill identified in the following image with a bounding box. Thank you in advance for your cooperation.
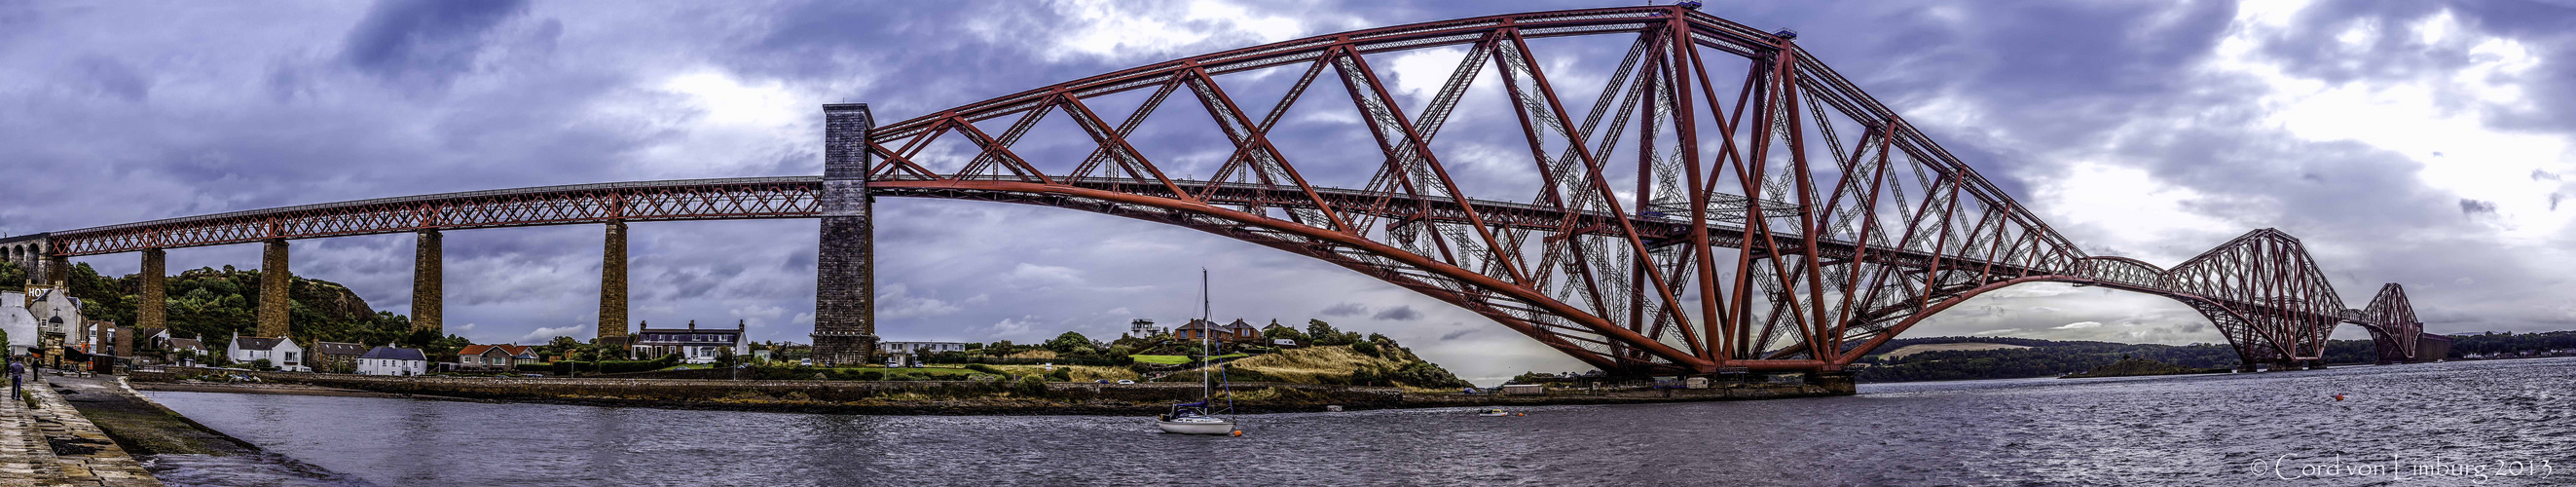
[1851,336,2387,383]
[1877,342,2031,358]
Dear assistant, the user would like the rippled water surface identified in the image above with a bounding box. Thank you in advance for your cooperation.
[145,357,2574,485]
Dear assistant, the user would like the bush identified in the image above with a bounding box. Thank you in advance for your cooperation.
[1047,367,1072,382]
[1390,361,1469,389]
[962,363,1005,375]
[1015,376,1049,396]
[513,362,554,374]
[577,354,681,375]
[1350,340,1380,357]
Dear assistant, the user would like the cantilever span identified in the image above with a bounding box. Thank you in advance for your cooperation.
[12,6,2439,374]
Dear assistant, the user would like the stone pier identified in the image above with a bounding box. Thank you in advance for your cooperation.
[44,254,68,285]
[257,239,290,338]
[414,230,442,333]
[137,248,165,332]
[598,221,630,348]
[811,103,879,366]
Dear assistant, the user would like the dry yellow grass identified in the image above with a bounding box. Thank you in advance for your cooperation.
[989,364,1138,382]
[1211,346,1409,384]
[1004,350,1059,359]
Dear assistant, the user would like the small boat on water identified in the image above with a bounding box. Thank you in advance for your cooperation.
[1158,401,1236,434]
[1477,409,1509,417]
[1156,269,1237,435]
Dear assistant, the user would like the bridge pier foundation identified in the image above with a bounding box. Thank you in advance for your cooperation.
[257,239,290,338]
[413,230,442,333]
[811,103,879,367]
[42,254,67,286]
[138,248,165,333]
[598,221,630,355]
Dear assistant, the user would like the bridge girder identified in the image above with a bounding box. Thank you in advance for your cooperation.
[36,6,2433,374]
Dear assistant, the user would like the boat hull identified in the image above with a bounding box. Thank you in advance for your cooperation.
[1156,420,1236,434]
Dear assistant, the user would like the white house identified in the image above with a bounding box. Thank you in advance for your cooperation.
[355,346,428,376]
[0,298,37,356]
[16,287,86,350]
[629,320,748,364]
[228,335,308,372]
[878,341,975,367]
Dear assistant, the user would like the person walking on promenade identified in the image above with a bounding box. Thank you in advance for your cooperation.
[8,358,21,397]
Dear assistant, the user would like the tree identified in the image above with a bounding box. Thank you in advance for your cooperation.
[0,260,23,291]
[1045,331,1096,354]
[251,358,273,371]
[544,336,581,353]
[986,340,1015,356]
[714,347,738,368]
[1265,325,1309,345]
[1306,319,1342,343]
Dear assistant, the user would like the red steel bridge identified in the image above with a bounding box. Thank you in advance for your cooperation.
[5,6,2444,374]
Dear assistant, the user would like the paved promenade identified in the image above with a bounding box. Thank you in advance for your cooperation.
[0,372,159,487]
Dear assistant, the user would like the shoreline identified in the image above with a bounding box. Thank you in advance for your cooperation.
[130,370,1844,416]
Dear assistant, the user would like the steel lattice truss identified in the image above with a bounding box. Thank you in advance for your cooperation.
[42,6,2435,372]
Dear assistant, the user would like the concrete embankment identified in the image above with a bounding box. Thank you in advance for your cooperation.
[131,368,1842,415]
[1,373,163,486]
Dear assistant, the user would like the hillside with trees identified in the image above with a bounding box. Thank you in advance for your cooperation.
[1853,336,2395,383]
[56,262,467,356]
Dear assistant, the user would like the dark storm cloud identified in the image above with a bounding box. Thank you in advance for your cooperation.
[340,0,531,90]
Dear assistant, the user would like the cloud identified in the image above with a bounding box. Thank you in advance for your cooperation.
[1371,305,1422,321]
[2460,199,2499,215]
[2052,321,2106,329]
[70,55,149,101]
[340,0,532,90]
[516,323,591,344]
[1319,302,1369,317]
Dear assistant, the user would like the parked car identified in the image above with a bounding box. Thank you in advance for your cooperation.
[1116,380,1137,385]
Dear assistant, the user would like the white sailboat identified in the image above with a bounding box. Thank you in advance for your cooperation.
[1157,269,1237,435]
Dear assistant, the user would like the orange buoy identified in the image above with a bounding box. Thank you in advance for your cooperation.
[2334,394,2345,401]
[1231,431,1243,436]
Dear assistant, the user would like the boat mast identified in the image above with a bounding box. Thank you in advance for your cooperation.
[1200,268,1211,403]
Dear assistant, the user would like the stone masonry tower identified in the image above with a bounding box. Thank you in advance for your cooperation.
[811,103,879,366]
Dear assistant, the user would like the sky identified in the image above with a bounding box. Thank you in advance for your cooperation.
[3,0,2572,383]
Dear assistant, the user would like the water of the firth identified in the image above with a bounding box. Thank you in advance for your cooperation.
[141,357,2573,486]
